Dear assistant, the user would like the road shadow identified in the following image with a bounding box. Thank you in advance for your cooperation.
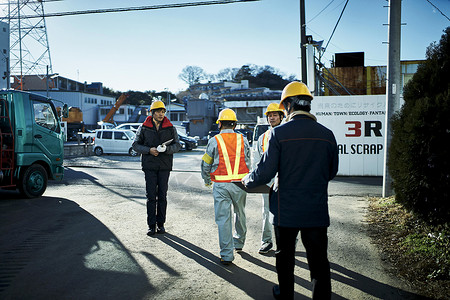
[157,233,309,299]
[237,250,428,299]
[59,167,147,205]
[0,195,151,299]
[288,252,428,299]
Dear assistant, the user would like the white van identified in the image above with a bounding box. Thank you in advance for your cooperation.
[94,129,137,156]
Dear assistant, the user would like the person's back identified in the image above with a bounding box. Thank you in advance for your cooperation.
[273,113,338,228]
[243,81,338,299]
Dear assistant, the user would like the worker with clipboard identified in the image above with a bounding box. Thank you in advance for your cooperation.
[132,100,181,236]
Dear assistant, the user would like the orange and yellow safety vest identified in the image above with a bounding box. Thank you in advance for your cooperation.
[211,133,249,182]
[262,129,271,153]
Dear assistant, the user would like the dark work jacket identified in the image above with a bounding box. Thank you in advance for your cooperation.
[132,116,181,171]
[243,114,339,228]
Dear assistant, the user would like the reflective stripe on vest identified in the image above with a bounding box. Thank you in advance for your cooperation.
[262,129,270,153]
[211,133,249,182]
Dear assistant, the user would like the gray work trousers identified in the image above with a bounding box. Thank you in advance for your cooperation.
[213,182,247,261]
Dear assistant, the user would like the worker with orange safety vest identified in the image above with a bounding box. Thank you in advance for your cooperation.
[254,103,284,254]
[201,108,251,265]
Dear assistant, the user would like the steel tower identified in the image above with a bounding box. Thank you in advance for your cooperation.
[2,0,52,89]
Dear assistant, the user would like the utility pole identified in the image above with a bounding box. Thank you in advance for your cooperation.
[300,0,307,85]
[383,0,402,197]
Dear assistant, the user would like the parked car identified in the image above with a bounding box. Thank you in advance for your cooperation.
[94,129,137,156]
[116,123,142,133]
[207,130,219,140]
[252,124,269,143]
[80,129,96,142]
[236,128,253,146]
[177,129,198,150]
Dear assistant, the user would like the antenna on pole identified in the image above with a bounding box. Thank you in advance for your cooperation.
[3,0,53,89]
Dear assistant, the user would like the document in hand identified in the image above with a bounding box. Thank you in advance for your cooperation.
[232,181,270,194]
[162,139,173,146]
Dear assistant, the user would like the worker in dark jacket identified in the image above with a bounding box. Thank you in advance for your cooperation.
[242,81,338,300]
[132,100,181,236]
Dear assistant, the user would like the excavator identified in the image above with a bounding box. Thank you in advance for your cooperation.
[103,93,128,124]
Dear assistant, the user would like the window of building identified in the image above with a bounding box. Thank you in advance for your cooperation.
[246,108,257,114]
[170,113,178,121]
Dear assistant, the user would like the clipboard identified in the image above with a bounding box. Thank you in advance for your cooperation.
[232,181,271,194]
[162,139,173,146]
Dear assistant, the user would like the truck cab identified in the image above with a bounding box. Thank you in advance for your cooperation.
[0,91,65,198]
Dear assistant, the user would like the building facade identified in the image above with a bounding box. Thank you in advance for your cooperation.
[323,60,424,96]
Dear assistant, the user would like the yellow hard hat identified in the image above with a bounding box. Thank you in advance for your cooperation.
[264,103,284,115]
[216,108,237,124]
[150,100,166,111]
[280,81,313,110]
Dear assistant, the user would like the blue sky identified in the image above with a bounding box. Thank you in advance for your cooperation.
[39,0,450,93]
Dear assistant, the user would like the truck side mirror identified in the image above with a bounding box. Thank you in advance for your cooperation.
[63,104,69,118]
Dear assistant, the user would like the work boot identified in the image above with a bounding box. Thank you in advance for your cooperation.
[259,242,273,254]
[220,258,232,266]
[272,285,281,300]
[147,226,156,236]
[157,225,166,234]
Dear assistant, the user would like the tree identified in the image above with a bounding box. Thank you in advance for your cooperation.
[388,27,450,224]
[233,64,294,89]
[253,65,290,90]
[216,68,239,81]
[125,90,154,106]
[103,87,121,99]
[178,66,206,86]
[234,65,253,81]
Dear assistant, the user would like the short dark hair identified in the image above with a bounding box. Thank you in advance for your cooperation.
[220,120,236,128]
[285,96,311,112]
[266,111,285,119]
[151,108,166,114]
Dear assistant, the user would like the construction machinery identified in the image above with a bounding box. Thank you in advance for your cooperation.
[103,93,128,124]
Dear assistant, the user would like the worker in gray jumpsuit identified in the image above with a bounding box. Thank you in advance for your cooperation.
[254,103,285,254]
[201,108,251,265]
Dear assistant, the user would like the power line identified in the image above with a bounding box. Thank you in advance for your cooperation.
[5,0,260,19]
[308,0,336,23]
[320,0,349,59]
[425,0,450,22]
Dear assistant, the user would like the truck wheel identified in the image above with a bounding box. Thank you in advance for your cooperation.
[94,147,103,156]
[19,164,48,198]
[129,148,138,156]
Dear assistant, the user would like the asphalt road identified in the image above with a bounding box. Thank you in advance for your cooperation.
[0,148,425,299]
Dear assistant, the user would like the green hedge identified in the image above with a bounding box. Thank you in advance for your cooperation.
[388,27,450,225]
